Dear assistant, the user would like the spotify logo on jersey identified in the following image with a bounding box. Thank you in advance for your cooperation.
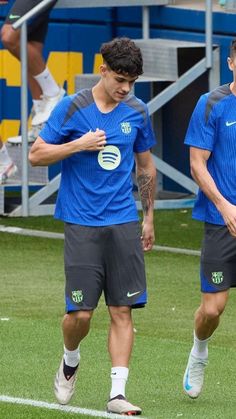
[98,145,121,170]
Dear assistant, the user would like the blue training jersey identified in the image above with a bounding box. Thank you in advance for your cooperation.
[40,89,156,226]
[185,83,236,225]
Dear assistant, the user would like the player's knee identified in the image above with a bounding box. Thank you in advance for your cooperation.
[65,310,93,326]
[1,25,19,51]
[74,310,93,325]
[109,306,131,325]
[203,304,224,321]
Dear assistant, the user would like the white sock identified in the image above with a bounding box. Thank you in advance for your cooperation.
[110,367,129,399]
[33,67,60,97]
[63,345,80,367]
[32,99,43,114]
[0,144,12,165]
[191,331,209,359]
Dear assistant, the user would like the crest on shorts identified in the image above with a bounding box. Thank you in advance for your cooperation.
[72,290,83,303]
[120,122,131,134]
[211,271,224,284]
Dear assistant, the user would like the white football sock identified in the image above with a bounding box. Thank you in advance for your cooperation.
[33,67,60,97]
[191,330,209,359]
[110,366,129,399]
[63,345,80,367]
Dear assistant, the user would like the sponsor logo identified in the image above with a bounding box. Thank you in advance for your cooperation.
[9,14,21,19]
[226,121,236,127]
[98,145,121,170]
[71,290,83,303]
[127,291,141,298]
[184,370,192,391]
[211,271,224,284]
[120,122,132,134]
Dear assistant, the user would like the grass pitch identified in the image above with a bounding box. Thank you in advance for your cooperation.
[0,210,236,419]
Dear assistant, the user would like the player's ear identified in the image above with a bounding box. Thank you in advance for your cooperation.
[227,57,234,72]
[100,63,108,77]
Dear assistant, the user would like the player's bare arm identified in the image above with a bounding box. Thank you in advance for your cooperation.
[190,146,236,236]
[29,130,106,166]
[135,151,156,251]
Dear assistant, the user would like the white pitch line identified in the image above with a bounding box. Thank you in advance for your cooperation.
[152,244,201,257]
[0,395,145,418]
[0,224,200,256]
[0,225,64,239]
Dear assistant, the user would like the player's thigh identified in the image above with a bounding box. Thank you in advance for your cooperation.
[64,223,105,312]
[104,222,147,308]
[200,223,236,293]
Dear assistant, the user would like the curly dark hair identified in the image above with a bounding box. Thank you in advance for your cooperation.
[100,37,143,77]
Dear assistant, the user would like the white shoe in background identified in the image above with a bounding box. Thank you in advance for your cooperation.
[7,124,44,145]
[32,87,66,126]
[0,162,18,184]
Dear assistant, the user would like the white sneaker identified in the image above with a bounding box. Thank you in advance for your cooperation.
[7,124,44,145]
[0,162,18,184]
[107,394,142,415]
[54,358,78,405]
[183,352,208,398]
[32,87,66,126]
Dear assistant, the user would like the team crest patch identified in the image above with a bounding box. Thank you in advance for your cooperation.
[120,122,131,134]
[211,272,224,285]
[72,290,83,303]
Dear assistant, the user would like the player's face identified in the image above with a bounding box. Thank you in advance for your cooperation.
[101,64,138,102]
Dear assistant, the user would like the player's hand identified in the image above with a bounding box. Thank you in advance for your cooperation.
[141,221,155,252]
[219,201,236,237]
[76,129,106,151]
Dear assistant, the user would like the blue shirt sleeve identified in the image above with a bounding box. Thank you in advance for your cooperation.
[184,93,216,151]
[133,102,156,153]
[39,95,74,144]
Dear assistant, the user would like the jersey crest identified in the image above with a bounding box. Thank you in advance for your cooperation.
[120,122,131,134]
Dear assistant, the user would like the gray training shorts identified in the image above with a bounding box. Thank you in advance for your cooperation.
[201,222,236,292]
[64,222,147,312]
[5,0,57,43]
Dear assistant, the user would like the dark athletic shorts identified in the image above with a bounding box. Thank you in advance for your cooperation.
[200,222,236,293]
[5,0,57,42]
[64,222,147,312]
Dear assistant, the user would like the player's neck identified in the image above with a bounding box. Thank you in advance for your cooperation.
[92,83,119,113]
[230,81,236,95]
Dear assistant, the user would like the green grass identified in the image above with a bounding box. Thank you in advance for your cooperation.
[0,211,235,418]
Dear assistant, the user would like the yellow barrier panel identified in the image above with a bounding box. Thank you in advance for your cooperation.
[0,50,83,140]
[0,51,21,86]
[93,53,103,74]
[67,52,83,94]
[0,120,21,143]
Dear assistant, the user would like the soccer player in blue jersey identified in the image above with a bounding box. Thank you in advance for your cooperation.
[29,37,156,415]
[183,39,236,399]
